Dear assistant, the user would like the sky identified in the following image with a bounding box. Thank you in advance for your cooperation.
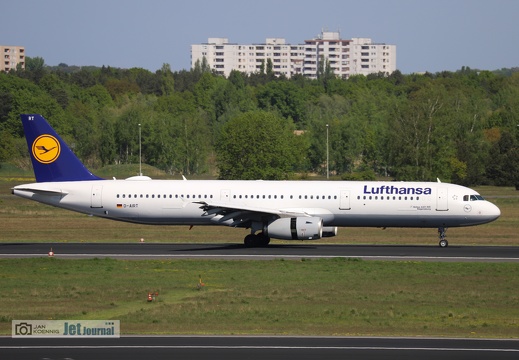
[3,0,519,74]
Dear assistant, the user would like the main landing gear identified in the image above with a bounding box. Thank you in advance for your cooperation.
[438,227,448,248]
[244,233,271,247]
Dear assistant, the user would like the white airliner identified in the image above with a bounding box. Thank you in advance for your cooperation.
[12,114,501,247]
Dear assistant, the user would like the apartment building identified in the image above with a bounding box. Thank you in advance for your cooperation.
[1,45,25,72]
[191,31,396,79]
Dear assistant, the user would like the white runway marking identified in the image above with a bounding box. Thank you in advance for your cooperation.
[2,253,519,262]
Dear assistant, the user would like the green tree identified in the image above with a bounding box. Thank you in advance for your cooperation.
[215,111,302,179]
[256,80,306,124]
[213,71,256,121]
[23,56,46,82]
[129,68,161,95]
[318,57,335,93]
[266,58,273,77]
[388,81,458,181]
[98,111,116,166]
[104,78,140,100]
[144,112,181,174]
[485,130,519,186]
[0,130,15,166]
[39,73,70,109]
[158,63,175,96]
[0,73,67,137]
[70,69,97,88]
[0,91,13,125]
[194,72,218,122]
[150,91,211,175]
[114,99,150,164]
[305,94,351,175]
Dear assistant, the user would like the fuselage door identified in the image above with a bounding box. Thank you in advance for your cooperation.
[436,187,448,211]
[91,185,103,208]
[339,190,351,210]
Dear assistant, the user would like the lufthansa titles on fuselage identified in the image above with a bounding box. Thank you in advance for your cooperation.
[363,185,432,195]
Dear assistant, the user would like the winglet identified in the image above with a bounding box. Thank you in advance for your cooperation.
[20,114,103,182]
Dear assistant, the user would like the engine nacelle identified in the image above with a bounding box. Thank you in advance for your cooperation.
[322,226,338,238]
[264,217,323,240]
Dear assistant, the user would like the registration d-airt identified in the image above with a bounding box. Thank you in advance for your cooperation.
[13,114,501,248]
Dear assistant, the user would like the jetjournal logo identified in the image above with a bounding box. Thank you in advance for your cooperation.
[12,320,120,338]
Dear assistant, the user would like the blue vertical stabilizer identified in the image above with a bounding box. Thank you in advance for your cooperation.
[21,114,103,182]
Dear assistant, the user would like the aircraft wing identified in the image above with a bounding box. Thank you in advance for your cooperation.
[194,200,313,228]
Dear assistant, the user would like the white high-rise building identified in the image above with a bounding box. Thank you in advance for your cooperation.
[191,31,396,79]
[1,45,25,72]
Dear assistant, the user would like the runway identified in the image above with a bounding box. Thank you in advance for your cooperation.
[1,336,519,360]
[1,242,519,262]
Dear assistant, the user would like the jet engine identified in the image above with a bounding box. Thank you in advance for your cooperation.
[322,226,338,238]
[263,217,323,240]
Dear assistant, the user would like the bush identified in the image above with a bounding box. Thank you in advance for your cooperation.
[340,170,377,181]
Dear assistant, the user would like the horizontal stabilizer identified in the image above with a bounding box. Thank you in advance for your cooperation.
[12,186,67,196]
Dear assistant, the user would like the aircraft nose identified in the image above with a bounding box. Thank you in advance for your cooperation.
[487,201,501,221]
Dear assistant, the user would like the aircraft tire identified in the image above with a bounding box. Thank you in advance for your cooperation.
[244,234,256,247]
[244,234,271,247]
[439,239,448,248]
[258,234,271,247]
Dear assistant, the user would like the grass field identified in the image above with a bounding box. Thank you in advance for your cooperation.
[0,257,518,338]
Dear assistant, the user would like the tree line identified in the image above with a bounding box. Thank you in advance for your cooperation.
[0,57,518,187]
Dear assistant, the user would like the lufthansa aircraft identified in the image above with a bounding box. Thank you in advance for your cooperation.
[12,114,501,247]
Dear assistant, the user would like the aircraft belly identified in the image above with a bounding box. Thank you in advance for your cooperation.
[132,205,210,225]
[332,213,480,228]
[333,214,424,227]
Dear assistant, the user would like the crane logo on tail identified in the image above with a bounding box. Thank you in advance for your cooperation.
[32,135,61,164]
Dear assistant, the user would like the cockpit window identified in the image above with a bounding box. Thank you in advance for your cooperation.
[464,194,485,201]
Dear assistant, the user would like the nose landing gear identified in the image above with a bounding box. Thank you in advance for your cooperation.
[438,227,448,248]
